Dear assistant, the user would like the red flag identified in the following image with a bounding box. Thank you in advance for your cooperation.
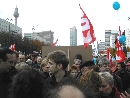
[52,39,58,46]
[79,4,96,49]
[115,26,122,48]
[116,40,125,62]
[10,44,15,51]
[106,48,113,70]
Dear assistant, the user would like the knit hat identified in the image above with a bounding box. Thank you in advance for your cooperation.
[80,60,94,69]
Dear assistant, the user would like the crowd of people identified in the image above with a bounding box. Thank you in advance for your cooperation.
[0,48,130,98]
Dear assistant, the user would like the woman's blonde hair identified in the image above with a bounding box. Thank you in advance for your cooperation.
[40,58,48,69]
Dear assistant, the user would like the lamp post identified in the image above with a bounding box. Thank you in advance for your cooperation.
[31,24,40,53]
[6,18,13,48]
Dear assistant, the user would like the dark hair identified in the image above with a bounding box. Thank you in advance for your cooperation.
[75,54,82,60]
[47,50,69,70]
[1,48,14,62]
[9,69,44,98]
[117,62,126,69]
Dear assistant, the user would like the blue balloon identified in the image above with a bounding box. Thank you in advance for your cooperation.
[113,1,120,10]
[119,35,126,44]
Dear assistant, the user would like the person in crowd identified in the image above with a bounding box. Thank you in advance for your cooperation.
[74,58,81,67]
[15,62,27,70]
[115,62,130,92]
[18,54,26,63]
[98,56,123,93]
[69,64,79,78]
[13,51,19,66]
[0,49,17,98]
[126,59,130,72]
[40,58,50,82]
[16,63,31,72]
[26,59,32,66]
[9,69,44,98]
[45,50,69,89]
[44,77,97,98]
[79,70,102,97]
[120,91,130,98]
[32,56,42,69]
[75,54,83,64]
[77,60,95,79]
[99,72,120,98]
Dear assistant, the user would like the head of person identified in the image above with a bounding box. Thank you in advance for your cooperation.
[116,62,126,71]
[79,70,102,92]
[74,59,82,67]
[37,56,42,64]
[70,64,79,78]
[99,72,114,96]
[9,69,44,98]
[40,58,49,72]
[18,54,25,62]
[75,54,82,61]
[26,59,32,65]
[16,63,31,72]
[1,48,15,66]
[98,56,110,72]
[47,50,69,74]
[44,77,97,98]
[80,60,95,74]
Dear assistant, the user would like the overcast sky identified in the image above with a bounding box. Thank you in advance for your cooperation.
[0,0,130,46]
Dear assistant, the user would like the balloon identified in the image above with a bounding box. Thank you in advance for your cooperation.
[119,35,126,44]
[113,1,120,10]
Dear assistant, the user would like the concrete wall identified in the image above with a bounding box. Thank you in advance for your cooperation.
[42,45,92,70]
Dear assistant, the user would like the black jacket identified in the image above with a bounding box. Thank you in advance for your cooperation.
[115,69,130,92]
[112,73,124,93]
[44,71,68,89]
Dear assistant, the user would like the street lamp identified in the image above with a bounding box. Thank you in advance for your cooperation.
[6,18,13,48]
[31,24,40,53]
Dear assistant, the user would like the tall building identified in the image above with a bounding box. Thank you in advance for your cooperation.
[125,29,130,47]
[0,18,22,34]
[105,30,118,49]
[0,6,21,34]
[24,33,32,40]
[13,5,19,26]
[97,41,105,51]
[24,30,54,45]
[70,26,77,46]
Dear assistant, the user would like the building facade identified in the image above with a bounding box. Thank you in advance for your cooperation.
[70,26,77,46]
[125,29,130,47]
[105,30,118,49]
[24,33,32,40]
[0,18,22,34]
[24,30,54,45]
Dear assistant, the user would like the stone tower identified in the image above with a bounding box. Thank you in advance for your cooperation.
[13,5,19,26]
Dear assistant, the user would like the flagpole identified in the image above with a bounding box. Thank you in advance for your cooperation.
[67,49,70,71]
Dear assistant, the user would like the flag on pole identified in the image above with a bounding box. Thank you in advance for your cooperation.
[116,40,125,62]
[10,44,15,51]
[52,39,58,46]
[106,48,113,70]
[79,4,96,49]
